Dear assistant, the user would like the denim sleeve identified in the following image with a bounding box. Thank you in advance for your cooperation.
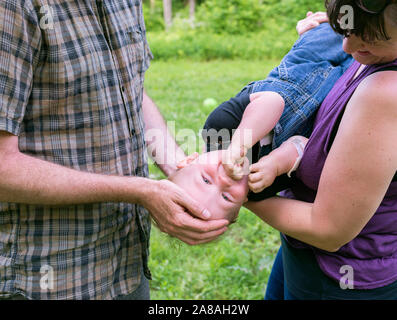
[251,23,354,148]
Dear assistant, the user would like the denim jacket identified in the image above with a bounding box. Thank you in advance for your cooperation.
[245,23,354,149]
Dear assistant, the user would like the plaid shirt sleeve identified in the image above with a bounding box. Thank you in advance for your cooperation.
[0,1,42,136]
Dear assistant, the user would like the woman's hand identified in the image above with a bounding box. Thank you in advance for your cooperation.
[139,179,229,245]
[296,11,329,36]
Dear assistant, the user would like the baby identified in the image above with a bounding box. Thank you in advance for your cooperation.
[170,20,354,221]
[169,150,249,222]
[203,22,354,201]
[169,141,300,222]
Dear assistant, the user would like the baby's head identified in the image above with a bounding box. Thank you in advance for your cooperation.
[169,150,249,222]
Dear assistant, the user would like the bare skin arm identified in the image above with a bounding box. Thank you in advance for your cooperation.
[248,135,308,193]
[0,131,228,245]
[223,91,285,178]
[245,72,397,252]
[222,10,329,180]
[143,90,187,177]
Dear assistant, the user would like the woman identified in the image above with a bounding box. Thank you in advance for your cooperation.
[246,0,397,299]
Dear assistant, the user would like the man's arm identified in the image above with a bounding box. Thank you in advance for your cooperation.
[0,131,228,245]
[142,90,186,177]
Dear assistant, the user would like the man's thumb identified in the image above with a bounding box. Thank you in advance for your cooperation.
[182,195,211,220]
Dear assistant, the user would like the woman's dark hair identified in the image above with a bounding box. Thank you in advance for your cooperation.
[326,0,397,42]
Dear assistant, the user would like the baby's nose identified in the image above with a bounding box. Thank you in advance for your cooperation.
[218,166,235,188]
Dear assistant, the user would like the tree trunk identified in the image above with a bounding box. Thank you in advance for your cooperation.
[163,0,172,31]
[150,0,155,13]
[189,0,195,22]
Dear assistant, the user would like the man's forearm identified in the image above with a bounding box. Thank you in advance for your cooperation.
[0,150,153,206]
[142,90,186,177]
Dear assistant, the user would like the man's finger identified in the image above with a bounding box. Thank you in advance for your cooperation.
[175,226,228,244]
[177,191,213,220]
[177,212,229,233]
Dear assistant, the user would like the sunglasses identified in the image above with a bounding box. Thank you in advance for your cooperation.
[356,0,390,14]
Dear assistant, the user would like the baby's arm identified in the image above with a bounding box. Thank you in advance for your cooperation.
[248,136,307,193]
[223,91,285,178]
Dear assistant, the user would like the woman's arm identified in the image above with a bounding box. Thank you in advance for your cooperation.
[245,71,397,252]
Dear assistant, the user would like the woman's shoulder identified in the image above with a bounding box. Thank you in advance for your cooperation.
[352,70,397,116]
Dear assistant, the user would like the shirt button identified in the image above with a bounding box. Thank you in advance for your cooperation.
[274,124,283,135]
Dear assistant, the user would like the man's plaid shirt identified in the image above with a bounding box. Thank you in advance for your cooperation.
[0,0,153,299]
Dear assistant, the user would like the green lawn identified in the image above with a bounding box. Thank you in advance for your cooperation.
[144,59,282,300]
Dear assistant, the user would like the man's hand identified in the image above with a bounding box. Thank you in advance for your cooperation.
[248,156,278,194]
[296,11,329,36]
[139,179,229,245]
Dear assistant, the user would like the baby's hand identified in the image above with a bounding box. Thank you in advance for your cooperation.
[248,156,278,193]
[222,144,249,180]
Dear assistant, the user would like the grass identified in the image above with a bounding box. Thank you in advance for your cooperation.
[144,59,282,300]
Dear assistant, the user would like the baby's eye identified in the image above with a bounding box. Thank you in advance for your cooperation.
[222,193,231,202]
[202,176,211,184]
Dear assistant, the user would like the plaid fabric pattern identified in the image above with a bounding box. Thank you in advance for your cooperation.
[0,0,153,299]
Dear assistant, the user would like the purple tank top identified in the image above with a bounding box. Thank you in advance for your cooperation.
[284,59,397,289]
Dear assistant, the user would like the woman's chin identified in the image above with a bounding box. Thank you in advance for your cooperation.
[352,54,374,65]
[352,53,389,65]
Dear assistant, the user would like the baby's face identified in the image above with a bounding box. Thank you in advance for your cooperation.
[169,150,249,222]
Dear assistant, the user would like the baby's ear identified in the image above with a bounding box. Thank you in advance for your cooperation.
[176,152,199,169]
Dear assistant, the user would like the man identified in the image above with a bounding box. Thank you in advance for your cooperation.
[0,0,228,300]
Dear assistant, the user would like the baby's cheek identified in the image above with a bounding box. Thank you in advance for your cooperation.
[232,184,249,203]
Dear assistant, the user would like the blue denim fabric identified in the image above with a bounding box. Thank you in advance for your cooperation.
[264,246,285,300]
[245,23,354,148]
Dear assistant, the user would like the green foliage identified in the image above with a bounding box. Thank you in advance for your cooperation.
[143,0,164,31]
[144,0,327,61]
[147,30,297,61]
[196,0,266,34]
